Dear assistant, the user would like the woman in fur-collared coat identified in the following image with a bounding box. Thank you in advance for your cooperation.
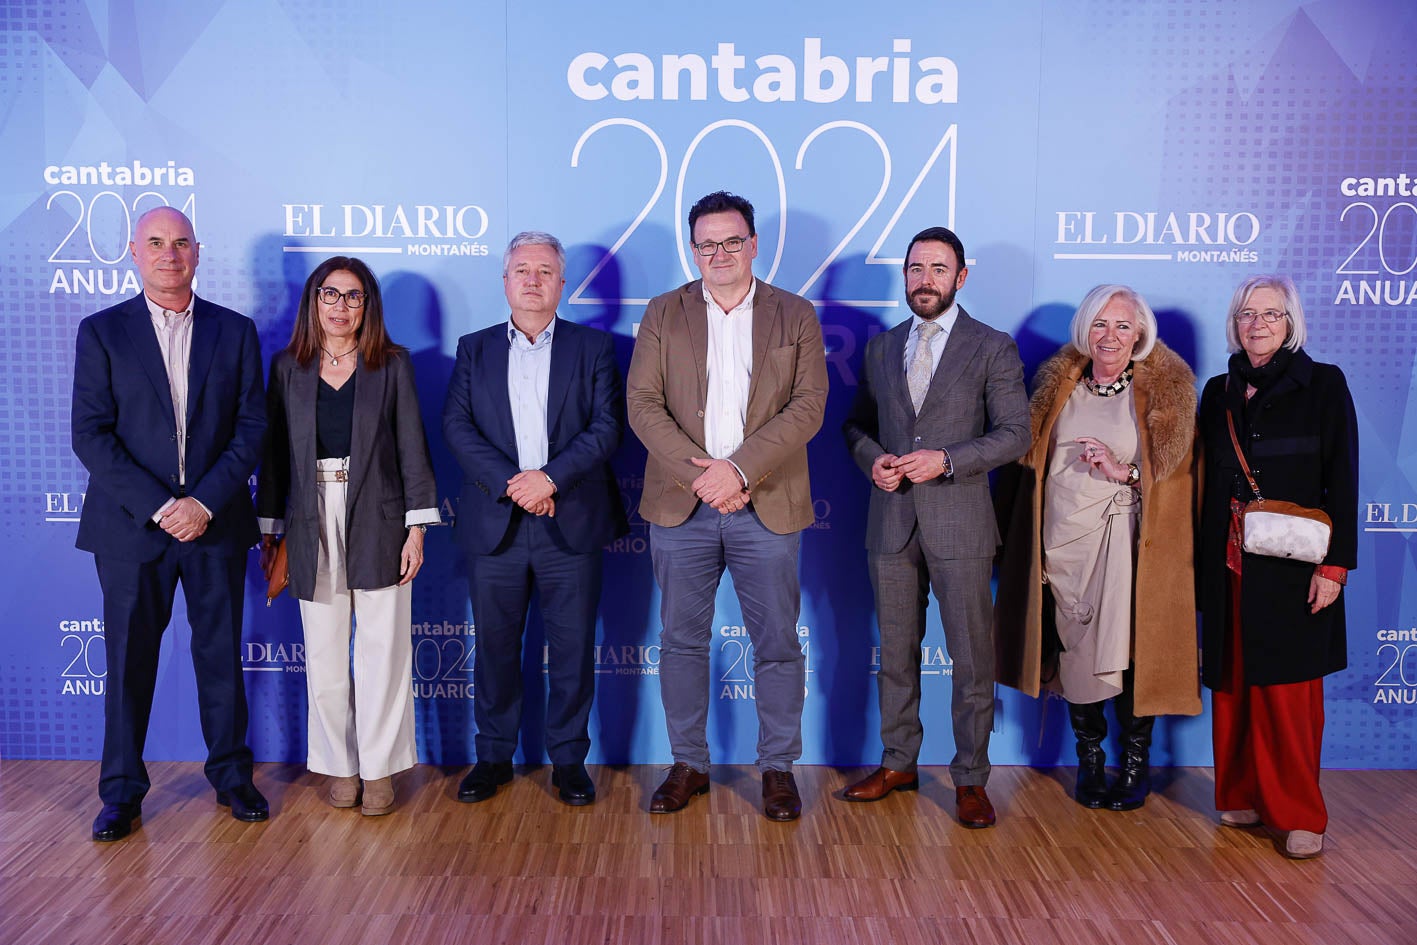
[996,285,1200,812]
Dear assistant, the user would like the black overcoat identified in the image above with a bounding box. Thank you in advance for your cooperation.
[1197,348,1358,688]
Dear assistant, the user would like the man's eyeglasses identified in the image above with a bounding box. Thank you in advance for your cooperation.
[317,286,366,308]
[693,236,749,257]
[1234,309,1286,324]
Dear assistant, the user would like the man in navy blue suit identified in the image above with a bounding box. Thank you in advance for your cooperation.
[72,207,269,841]
[443,231,627,806]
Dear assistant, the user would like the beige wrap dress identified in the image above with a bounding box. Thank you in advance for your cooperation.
[1041,383,1142,705]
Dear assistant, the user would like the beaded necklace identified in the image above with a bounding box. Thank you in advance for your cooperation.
[1083,364,1134,397]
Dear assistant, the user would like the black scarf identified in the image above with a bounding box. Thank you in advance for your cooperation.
[1229,345,1294,395]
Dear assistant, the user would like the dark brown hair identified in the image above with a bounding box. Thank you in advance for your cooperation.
[286,256,401,370]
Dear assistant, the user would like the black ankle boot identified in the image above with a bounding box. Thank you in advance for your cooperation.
[1067,701,1109,809]
[1105,686,1154,811]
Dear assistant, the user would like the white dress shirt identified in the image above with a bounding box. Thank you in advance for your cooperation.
[143,293,211,521]
[703,283,755,474]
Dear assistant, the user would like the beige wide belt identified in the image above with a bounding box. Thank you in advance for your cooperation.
[315,458,350,483]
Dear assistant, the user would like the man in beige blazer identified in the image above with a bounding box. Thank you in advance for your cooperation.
[627,191,827,821]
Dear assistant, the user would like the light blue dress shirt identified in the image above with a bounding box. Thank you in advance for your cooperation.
[507,316,555,471]
[901,301,960,379]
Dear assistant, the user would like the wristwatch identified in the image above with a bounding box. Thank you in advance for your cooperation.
[1124,463,1140,486]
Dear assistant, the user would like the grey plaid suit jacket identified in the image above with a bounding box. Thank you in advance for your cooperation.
[843,308,1030,558]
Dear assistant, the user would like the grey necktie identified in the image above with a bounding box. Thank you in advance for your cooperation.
[907,320,942,414]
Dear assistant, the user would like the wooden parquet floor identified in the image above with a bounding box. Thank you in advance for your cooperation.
[1,761,1414,945]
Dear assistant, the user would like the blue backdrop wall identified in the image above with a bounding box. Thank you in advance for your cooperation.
[4,0,1415,770]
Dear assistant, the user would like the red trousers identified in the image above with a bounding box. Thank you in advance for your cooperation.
[1211,569,1328,833]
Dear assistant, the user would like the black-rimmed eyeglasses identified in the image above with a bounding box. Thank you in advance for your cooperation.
[317,286,366,308]
[693,236,750,257]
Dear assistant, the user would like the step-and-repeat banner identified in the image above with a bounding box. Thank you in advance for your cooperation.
[4,1,1414,769]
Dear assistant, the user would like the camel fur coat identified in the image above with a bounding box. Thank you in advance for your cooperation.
[994,340,1202,716]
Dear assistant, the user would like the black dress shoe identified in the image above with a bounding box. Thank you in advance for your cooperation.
[91,803,140,842]
[458,761,514,803]
[551,764,596,806]
[217,783,270,822]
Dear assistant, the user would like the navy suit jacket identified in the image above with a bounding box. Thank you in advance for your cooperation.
[443,317,627,556]
[72,293,266,561]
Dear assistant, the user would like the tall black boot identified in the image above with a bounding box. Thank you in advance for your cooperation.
[1105,683,1154,811]
[1067,701,1109,809]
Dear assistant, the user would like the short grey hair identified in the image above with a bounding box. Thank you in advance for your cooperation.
[1224,275,1307,353]
[1068,284,1158,362]
[502,231,566,274]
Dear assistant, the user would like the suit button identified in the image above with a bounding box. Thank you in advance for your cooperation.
[169,475,178,483]
[697,410,704,418]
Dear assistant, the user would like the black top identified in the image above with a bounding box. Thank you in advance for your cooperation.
[316,373,356,459]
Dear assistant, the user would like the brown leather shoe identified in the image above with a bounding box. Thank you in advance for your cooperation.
[762,769,801,821]
[649,763,709,813]
[956,785,996,828]
[843,766,919,802]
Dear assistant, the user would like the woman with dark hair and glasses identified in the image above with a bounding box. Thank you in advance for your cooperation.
[1197,275,1358,859]
[257,256,437,816]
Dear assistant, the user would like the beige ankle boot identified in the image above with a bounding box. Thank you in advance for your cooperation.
[328,775,361,808]
[361,776,395,816]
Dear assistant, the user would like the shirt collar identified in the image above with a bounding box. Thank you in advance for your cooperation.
[911,301,959,338]
[507,314,556,347]
[144,292,194,322]
[702,280,756,317]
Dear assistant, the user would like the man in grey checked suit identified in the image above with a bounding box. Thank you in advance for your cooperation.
[841,226,1029,827]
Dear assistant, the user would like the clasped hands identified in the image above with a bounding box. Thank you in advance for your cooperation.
[871,450,947,492]
[691,457,749,514]
[159,496,210,542]
[506,469,556,517]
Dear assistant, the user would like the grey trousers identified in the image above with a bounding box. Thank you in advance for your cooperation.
[651,502,805,773]
[869,531,994,786]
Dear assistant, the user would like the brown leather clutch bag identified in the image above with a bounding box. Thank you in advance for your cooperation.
[265,537,289,606]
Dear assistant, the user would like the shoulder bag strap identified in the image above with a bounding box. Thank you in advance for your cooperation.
[1223,377,1263,502]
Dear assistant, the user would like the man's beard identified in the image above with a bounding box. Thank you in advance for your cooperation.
[907,285,955,320]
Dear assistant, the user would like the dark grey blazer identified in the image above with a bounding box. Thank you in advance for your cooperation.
[843,309,1030,558]
[257,347,437,596]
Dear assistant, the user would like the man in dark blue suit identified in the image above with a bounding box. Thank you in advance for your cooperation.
[72,207,269,841]
[443,231,627,806]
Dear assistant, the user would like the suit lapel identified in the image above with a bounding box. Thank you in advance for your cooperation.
[185,298,217,426]
[545,317,574,440]
[883,318,913,411]
[289,357,320,477]
[919,309,983,415]
[681,283,709,407]
[346,354,384,509]
[746,279,777,408]
[120,296,177,424]
[483,328,516,447]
